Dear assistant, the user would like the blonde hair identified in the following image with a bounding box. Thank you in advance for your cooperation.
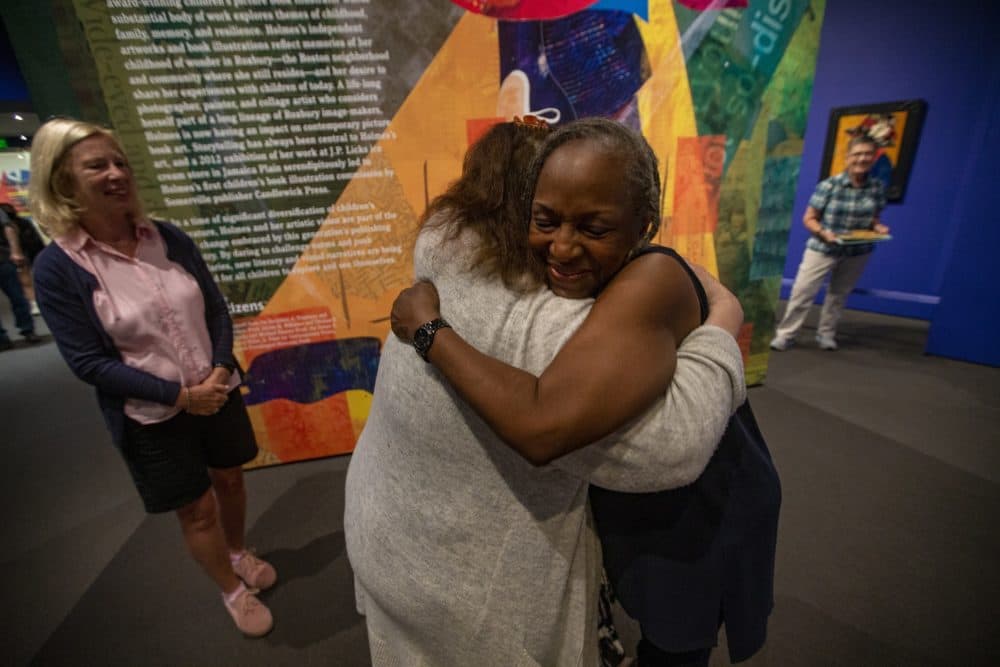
[28,118,142,237]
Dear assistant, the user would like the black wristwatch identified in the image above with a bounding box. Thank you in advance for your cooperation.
[412,318,451,361]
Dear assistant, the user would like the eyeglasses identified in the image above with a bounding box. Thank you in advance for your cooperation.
[847,150,876,158]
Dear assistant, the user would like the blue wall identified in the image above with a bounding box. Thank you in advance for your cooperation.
[925,62,1000,366]
[786,1,998,343]
[0,20,29,102]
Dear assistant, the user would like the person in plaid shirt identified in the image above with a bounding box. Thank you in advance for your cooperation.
[771,135,890,351]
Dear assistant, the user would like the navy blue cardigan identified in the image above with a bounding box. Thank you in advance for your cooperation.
[33,221,236,448]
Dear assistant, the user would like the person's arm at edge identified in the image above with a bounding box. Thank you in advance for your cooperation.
[804,205,837,244]
[3,222,26,267]
[555,324,744,491]
[690,263,743,337]
[394,253,702,465]
[551,262,746,491]
[804,177,838,244]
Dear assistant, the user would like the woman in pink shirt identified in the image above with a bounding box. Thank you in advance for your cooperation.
[31,118,275,638]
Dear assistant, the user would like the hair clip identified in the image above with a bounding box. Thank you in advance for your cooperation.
[513,115,550,130]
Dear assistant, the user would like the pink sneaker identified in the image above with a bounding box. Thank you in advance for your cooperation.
[232,550,277,590]
[224,586,273,637]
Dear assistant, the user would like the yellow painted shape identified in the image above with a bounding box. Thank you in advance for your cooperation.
[635,3,698,233]
[670,231,719,276]
[346,389,374,439]
[258,12,501,338]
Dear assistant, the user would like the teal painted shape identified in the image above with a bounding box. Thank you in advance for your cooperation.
[681,0,810,170]
[749,154,800,280]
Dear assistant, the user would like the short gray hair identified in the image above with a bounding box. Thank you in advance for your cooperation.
[523,117,661,247]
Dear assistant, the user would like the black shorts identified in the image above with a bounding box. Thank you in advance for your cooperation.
[121,389,259,513]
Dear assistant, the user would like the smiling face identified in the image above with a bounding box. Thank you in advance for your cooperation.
[64,134,138,225]
[845,139,877,180]
[528,139,647,299]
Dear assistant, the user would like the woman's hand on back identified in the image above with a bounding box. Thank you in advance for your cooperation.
[391,281,441,343]
[689,263,743,339]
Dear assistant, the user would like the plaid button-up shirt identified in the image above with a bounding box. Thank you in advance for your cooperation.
[806,171,886,256]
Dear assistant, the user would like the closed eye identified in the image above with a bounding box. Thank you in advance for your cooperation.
[581,226,611,239]
[531,215,557,231]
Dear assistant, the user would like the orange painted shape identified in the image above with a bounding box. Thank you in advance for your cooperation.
[669,231,718,273]
[260,394,359,463]
[467,117,505,146]
[672,135,725,236]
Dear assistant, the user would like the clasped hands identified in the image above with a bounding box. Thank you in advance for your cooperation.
[177,366,230,416]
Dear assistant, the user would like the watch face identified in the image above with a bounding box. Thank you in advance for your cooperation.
[413,326,432,354]
[412,319,448,360]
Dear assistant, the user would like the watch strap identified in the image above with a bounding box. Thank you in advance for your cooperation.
[413,318,451,361]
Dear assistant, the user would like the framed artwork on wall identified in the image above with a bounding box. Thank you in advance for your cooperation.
[820,99,927,201]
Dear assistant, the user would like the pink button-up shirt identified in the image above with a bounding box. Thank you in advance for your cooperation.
[55,221,239,424]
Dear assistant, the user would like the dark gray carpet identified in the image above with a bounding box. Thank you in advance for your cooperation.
[4,299,999,666]
[745,388,997,666]
[30,468,369,666]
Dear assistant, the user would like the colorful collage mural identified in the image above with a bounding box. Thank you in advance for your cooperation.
[0,153,30,216]
[52,0,825,465]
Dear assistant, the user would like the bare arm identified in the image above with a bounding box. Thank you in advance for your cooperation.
[554,323,744,491]
[3,224,25,267]
[689,263,743,337]
[554,261,745,490]
[392,253,703,465]
[804,205,838,244]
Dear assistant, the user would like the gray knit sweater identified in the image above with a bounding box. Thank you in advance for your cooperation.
[344,224,746,666]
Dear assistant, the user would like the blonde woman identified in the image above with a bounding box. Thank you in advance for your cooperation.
[31,118,276,637]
